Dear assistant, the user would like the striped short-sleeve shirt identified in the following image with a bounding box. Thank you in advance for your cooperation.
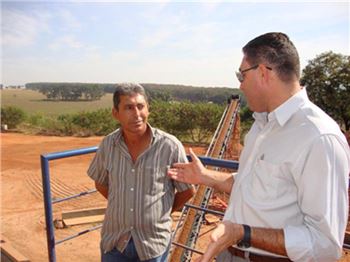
[87,125,192,260]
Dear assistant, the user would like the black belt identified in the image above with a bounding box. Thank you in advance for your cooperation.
[227,247,292,262]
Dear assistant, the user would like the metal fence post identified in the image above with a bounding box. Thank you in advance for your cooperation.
[41,155,56,262]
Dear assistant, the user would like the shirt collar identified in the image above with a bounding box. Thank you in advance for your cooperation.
[114,123,156,146]
[252,88,308,128]
[253,112,269,129]
[270,88,308,127]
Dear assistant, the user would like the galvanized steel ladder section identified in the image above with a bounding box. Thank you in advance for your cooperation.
[170,95,241,261]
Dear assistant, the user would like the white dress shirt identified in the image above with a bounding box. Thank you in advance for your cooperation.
[224,89,350,261]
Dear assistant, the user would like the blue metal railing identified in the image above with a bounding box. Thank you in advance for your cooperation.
[41,146,350,261]
[41,146,98,261]
[41,146,238,262]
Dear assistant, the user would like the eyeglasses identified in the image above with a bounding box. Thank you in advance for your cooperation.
[235,64,272,83]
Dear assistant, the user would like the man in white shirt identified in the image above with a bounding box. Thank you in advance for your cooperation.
[168,32,350,261]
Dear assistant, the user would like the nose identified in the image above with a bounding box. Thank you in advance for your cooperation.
[133,107,141,117]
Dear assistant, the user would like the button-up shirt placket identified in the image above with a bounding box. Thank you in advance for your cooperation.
[234,115,276,191]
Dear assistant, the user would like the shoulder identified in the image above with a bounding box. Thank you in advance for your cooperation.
[295,102,348,146]
[153,128,184,149]
[99,129,121,148]
[298,102,343,135]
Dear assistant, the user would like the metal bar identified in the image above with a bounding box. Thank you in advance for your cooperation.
[41,155,56,262]
[55,224,102,245]
[41,146,98,262]
[185,203,224,217]
[52,189,97,204]
[43,146,98,161]
[172,206,189,241]
[188,156,239,170]
[343,243,350,250]
[206,103,230,156]
[172,242,204,255]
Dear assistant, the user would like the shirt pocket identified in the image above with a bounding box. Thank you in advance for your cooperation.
[247,159,287,201]
[144,166,169,195]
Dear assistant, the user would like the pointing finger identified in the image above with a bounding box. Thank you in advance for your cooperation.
[172,162,190,169]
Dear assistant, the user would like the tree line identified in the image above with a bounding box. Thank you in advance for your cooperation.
[26,82,243,105]
[25,83,105,101]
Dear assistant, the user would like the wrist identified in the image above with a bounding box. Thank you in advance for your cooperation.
[201,168,213,187]
[237,224,251,249]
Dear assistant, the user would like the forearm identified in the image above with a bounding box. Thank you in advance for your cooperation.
[95,181,108,199]
[199,222,288,262]
[251,227,287,256]
[172,187,195,212]
[203,169,234,194]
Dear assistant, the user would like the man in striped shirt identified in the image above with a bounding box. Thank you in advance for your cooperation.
[88,83,195,262]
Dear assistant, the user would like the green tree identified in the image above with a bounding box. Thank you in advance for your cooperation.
[239,105,254,144]
[85,84,104,100]
[149,101,224,144]
[300,51,350,130]
[187,102,223,144]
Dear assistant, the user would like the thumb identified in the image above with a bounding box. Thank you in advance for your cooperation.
[189,148,201,163]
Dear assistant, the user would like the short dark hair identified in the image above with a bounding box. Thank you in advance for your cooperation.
[113,83,148,110]
[243,32,300,82]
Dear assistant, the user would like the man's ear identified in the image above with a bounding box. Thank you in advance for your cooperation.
[260,64,271,85]
[112,107,119,120]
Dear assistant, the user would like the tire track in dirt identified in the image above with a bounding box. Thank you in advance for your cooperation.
[25,171,105,209]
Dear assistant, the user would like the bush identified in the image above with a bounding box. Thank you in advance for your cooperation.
[1,106,26,129]
[69,109,118,136]
[149,101,224,144]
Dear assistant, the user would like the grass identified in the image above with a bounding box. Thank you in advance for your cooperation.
[1,89,113,116]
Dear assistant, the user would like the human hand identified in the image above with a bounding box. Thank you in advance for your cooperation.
[167,148,207,185]
[197,221,243,262]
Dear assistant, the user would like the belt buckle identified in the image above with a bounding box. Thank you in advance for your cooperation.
[244,251,250,262]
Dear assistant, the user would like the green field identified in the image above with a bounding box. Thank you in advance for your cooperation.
[1,89,113,116]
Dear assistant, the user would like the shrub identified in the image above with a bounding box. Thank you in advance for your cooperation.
[149,101,224,144]
[1,106,26,129]
[69,109,118,136]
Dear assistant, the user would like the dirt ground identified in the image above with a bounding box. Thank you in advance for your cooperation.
[1,133,350,261]
[1,133,214,261]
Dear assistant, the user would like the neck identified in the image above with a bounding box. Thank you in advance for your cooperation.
[123,126,150,145]
[266,81,301,112]
[122,126,152,163]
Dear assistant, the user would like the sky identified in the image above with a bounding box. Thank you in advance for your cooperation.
[1,1,349,88]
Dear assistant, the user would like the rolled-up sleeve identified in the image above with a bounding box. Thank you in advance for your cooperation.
[87,138,109,187]
[285,135,350,261]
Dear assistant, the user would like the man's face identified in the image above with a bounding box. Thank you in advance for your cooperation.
[238,56,265,112]
[113,93,149,136]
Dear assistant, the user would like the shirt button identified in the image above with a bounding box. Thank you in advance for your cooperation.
[131,169,135,172]
[130,208,134,212]
[130,188,134,191]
